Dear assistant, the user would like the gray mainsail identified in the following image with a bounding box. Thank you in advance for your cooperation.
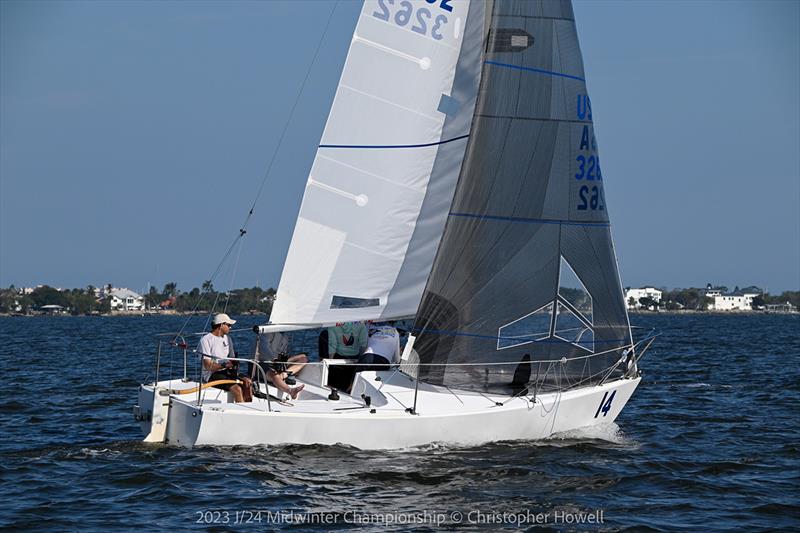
[413,0,632,392]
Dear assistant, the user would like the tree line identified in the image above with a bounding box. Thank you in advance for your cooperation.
[639,288,799,311]
[0,285,109,315]
[2,283,797,315]
[0,283,276,316]
[143,282,275,314]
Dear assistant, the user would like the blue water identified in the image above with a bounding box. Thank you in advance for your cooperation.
[1,314,798,531]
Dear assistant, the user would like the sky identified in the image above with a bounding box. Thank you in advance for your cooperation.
[1,0,798,295]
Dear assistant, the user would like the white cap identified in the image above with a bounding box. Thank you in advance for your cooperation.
[212,313,236,326]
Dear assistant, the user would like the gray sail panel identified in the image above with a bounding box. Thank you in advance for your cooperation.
[560,224,629,345]
[413,0,630,393]
[493,0,574,19]
[383,0,487,318]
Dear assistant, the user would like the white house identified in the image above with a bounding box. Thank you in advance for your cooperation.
[625,287,662,309]
[709,291,759,311]
[109,288,145,311]
[703,288,724,299]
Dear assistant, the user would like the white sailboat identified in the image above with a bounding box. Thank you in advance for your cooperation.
[135,0,652,448]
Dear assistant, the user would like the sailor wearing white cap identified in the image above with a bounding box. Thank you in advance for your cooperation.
[197,313,253,402]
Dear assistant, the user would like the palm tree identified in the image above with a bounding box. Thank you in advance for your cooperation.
[163,282,178,298]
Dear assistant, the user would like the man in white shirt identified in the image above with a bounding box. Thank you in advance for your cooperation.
[356,323,401,371]
[197,313,253,402]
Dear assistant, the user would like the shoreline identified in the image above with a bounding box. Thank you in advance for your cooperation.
[628,309,798,315]
[1,310,796,318]
[0,310,269,318]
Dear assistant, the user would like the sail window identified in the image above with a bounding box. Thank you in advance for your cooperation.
[553,302,594,352]
[330,296,380,309]
[487,29,534,53]
[497,302,553,350]
[511,35,529,48]
[558,256,593,326]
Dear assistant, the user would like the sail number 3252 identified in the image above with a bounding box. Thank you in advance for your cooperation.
[574,94,605,212]
[373,0,451,41]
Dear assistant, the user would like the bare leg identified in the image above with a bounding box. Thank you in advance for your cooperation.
[240,376,253,402]
[230,384,244,403]
[269,370,305,400]
[285,354,308,376]
[288,383,304,400]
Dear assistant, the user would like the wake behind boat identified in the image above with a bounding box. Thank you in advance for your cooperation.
[135,0,652,449]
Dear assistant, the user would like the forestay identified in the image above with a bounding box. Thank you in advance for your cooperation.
[413,0,633,392]
[271,0,486,325]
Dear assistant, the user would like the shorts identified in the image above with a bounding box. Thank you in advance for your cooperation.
[208,369,239,391]
[258,354,289,375]
[356,353,391,372]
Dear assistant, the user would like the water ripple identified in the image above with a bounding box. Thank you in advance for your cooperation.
[0,314,798,530]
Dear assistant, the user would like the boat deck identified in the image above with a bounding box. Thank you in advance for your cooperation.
[163,367,535,417]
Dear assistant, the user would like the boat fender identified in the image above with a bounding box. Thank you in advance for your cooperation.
[328,388,340,401]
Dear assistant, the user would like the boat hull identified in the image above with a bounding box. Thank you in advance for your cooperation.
[136,375,640,449]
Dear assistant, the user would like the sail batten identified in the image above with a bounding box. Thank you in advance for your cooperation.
[318,133,470,150]
[484,60,586,81]
[448,213,611,227]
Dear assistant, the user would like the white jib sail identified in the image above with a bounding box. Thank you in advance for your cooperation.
[271,0,484,325]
